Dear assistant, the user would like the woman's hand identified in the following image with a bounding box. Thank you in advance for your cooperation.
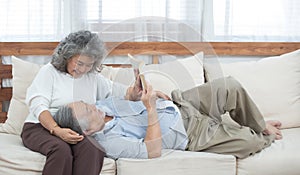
[53,127,84,144]
[38,110,84,144]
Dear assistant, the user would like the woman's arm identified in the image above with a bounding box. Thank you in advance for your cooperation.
[38,110,84,144]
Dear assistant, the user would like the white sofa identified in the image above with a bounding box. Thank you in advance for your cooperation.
[0,48,300,175]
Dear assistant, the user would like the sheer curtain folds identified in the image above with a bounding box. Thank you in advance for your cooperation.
[0,0,299,41]
[0,0,87,41]
[88,0,211,42]
[213,0,300,41]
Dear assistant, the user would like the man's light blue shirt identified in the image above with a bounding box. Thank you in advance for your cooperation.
[93,97,188,159]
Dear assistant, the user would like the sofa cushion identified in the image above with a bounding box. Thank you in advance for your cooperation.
[0,56,42,135]
[117,149,236,175]
[0,133,116,175]
[204,49,300,128]
[101,66,135,86]
[141,52,205,96]
[237,127,300,175]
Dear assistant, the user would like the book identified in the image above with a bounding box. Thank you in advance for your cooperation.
[139,74,147,90]
[128,53,145,70]
[128,53,147,90]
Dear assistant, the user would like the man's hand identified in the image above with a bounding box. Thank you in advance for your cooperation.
[155,90,171,101]
[126,75,171,102]
[125,71,143,101]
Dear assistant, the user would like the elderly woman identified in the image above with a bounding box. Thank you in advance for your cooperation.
[20,30,158,175]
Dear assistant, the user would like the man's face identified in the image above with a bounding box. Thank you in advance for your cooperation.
[69,101,105,133]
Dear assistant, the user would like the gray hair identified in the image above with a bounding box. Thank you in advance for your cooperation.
[51,30,106,73]
[53,105,88,135]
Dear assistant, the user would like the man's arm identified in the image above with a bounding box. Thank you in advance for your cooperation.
[141,83,162,158]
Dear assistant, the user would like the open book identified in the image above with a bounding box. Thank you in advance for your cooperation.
[128,53,147,90]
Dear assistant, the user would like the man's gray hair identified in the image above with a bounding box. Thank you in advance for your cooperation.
[53,105,88,135]
[51,30,106,73]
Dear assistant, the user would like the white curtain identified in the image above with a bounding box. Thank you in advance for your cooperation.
[0,0,88,89]
[0,0,211,42]
[1,0,299,42]
[86,0,212,64]
[212,0,300,41]
[0,0,87,41]
[89,0,212,42]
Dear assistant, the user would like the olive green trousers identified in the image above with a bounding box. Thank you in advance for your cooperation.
[172,76,275,158]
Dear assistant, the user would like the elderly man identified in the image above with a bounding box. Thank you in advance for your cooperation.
[53,77,282,160]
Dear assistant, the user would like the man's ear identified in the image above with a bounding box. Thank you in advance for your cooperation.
[76,117,89,134]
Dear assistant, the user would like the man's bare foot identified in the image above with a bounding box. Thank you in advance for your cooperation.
[263,120,283,140]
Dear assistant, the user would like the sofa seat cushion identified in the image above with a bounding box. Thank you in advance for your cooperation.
[237,127,300,175]
[0,133,116,175]
[117,149,236,175]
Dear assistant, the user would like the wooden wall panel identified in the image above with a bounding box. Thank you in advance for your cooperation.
[105,42,300,56]
[0,42,58,56]
[1,42,300,56]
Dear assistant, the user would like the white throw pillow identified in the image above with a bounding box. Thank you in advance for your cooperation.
[141,52,205,96]
[204,49,300,129]
[0,56,42,135]
[101,66,136,87]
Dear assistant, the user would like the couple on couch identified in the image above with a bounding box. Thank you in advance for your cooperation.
[21,30,282,175]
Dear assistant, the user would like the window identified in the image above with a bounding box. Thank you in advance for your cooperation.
[0,0,63,41]
[1,0,299,42]
[87,0,204,41]
[213,0,300,41]
[87,0,186,23]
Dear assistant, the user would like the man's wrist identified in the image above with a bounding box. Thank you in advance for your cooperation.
[147,107,156,113]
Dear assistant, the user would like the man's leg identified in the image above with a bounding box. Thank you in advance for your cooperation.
[180,76,266,133]
[199,123,275,158]
[172,77,281,157]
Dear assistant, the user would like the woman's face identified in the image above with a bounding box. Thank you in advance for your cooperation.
[67,55,95,78]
